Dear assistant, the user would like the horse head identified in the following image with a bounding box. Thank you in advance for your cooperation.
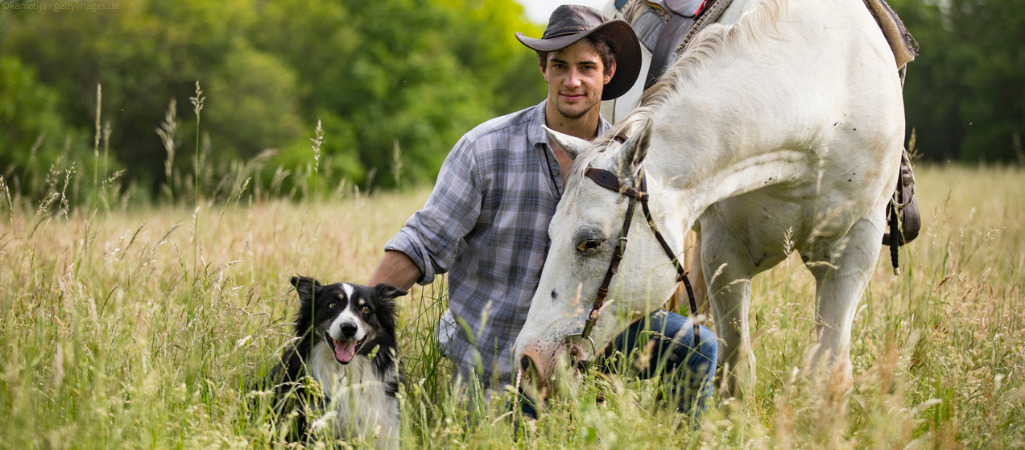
[513,117,688,400]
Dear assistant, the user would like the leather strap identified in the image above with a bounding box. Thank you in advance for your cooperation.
[580,165,701,350]
[584,167,647,201]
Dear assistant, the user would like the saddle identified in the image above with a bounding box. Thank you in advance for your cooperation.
[863,0,921,265]
[865,0,919,69]
[616,0,716,89]
[618,0,919,86]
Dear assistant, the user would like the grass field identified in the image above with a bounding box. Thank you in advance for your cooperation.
[1,164,1023,448]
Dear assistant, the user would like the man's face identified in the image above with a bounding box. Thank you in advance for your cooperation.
[542,40,616,121]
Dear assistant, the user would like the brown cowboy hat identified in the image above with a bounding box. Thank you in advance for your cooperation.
[516,5,641,101]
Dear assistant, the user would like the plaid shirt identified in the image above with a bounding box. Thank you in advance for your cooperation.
[385,100,611,387]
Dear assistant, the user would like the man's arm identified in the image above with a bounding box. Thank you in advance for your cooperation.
[368,250,423,291]
[371,132,482,291]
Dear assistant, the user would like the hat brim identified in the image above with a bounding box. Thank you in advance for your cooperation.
[516,20,641,101]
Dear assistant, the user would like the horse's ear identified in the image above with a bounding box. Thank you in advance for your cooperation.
[618,117,652,176]
[543,125,590,160]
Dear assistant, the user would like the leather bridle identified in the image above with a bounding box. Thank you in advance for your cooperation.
[574,133,701,352]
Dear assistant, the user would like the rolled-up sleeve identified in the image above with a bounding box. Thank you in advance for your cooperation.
[384,135,482,285]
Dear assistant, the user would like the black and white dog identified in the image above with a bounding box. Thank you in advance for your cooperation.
[273,276,405,445]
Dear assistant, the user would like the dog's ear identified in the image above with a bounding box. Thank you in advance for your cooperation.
[372,283,404,332]
[290,276,321,302]
[373,283,407,300]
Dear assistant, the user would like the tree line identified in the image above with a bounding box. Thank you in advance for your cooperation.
[0,0,544,203]
[893,0,1025,164]
[0,0,1020,204]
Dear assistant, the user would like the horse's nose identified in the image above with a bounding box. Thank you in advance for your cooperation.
[519,347,543,384]
[518,340,564,387]
[519,355,536,383]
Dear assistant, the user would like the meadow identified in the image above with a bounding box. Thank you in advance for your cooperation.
[1,163,1023,448]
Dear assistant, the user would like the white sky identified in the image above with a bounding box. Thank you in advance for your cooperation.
[516,0,609,24]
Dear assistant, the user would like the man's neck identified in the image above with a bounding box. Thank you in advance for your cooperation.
[544,103,601,141]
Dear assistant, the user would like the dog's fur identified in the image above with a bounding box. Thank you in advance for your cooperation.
[272,276,405,445]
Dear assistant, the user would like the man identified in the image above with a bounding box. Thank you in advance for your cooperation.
[368,5,716,418]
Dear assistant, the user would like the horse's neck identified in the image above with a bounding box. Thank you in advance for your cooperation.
[644,123,812,227]
[633,0,900,243]
[640,0,840,217]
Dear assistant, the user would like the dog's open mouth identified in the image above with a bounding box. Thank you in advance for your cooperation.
[327,335,364,364]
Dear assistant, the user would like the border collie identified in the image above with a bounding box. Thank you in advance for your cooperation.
[273,276,405,446]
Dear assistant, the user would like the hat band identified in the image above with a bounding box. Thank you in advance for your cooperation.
[543,26,590,39]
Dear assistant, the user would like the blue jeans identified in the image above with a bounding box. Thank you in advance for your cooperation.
[598,310,717,419]
[521,310,717,422]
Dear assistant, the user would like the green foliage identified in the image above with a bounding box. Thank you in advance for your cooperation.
[2,0,1023,202]
[0,0,543,201]
[204,44,305,164]
[0,55,84,196]
[247,0,544,188]
[892,0,1025,162]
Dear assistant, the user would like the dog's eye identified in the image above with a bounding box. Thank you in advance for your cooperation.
[361,306,370,316]
[328,302,337,309]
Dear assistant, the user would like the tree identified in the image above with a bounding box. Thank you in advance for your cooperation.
[892,0,1025,163]
[0,0,551,200]
[0,55,84,197]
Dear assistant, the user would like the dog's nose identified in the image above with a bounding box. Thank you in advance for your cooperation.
[340,323,357,338]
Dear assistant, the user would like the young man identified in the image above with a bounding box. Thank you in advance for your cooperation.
[369,5,716,417]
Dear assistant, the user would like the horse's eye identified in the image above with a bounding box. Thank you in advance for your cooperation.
[576,239,605,256]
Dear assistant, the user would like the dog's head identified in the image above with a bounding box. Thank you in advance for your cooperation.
[290,276,406,365]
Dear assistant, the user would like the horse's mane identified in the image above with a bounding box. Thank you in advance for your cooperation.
[614,0,786,138]
[570,0,786,180]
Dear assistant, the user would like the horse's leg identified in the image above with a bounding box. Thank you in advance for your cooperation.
[700,219,757,399]
[801,216,884,397]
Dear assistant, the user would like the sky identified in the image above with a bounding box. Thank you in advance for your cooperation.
[516,0,609,24]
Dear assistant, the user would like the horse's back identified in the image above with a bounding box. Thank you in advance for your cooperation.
[679,0,907,256]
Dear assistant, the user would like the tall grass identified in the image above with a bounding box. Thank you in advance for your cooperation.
[1,162,1022,448]
[0,89,1023,447]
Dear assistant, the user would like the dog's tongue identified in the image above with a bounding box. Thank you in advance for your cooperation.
[334,339,357,363]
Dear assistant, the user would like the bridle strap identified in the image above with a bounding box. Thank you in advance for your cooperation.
[584,165,647,201]
[580,166,644,339]
[581,188,638,340]
[641,195,703,347]
[580,165,701,350]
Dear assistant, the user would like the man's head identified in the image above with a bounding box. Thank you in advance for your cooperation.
[538,39,616,121]
[516,5,640,102]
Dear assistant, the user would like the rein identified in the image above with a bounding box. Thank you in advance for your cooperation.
[576,134,701,351]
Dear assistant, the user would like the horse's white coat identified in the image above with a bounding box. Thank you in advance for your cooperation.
[515,0,905,396]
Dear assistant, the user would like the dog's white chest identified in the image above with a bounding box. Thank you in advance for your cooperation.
[310,341,399,446]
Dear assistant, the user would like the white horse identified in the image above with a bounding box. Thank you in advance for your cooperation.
[513,0,905,398]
